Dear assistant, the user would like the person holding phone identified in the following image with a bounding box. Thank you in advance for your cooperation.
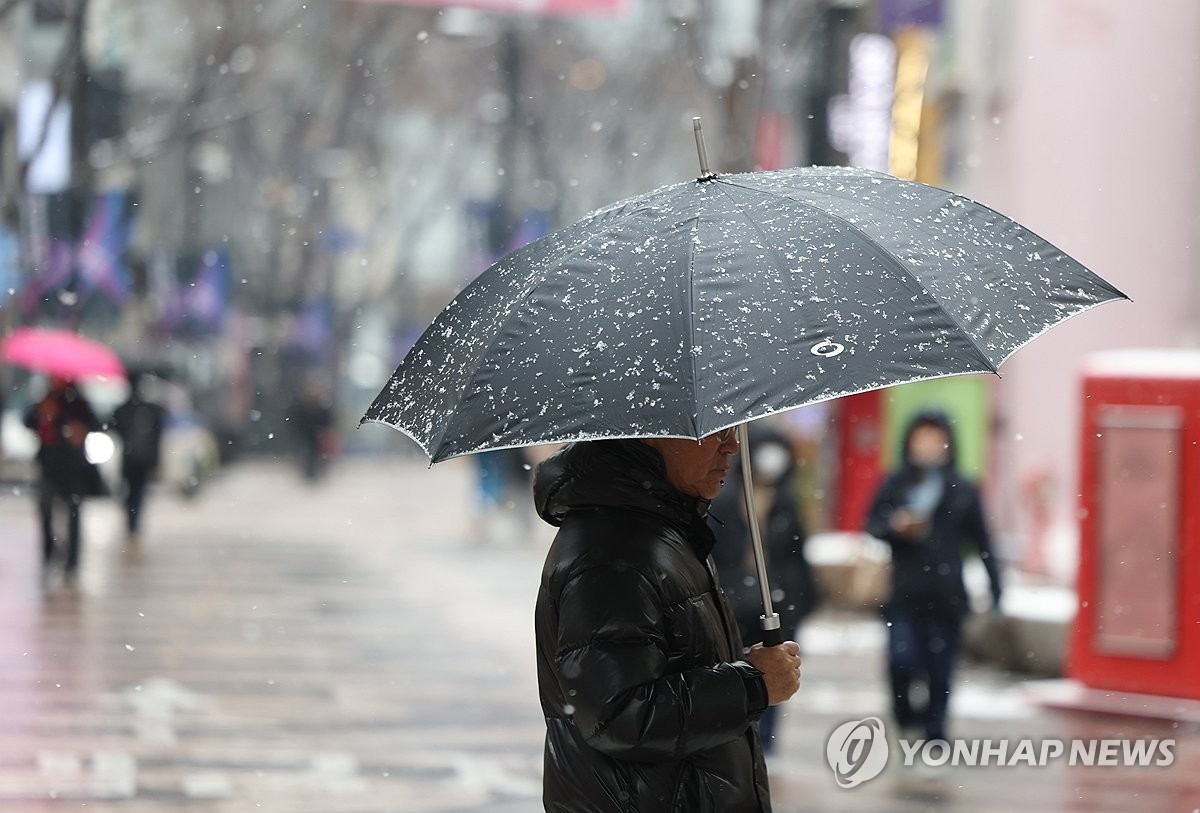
[865,410,1003,744]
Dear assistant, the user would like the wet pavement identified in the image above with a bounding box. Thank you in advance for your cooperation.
[0,456,1196,812]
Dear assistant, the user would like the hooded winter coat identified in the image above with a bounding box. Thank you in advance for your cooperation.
[533,439,772,813]
[865,410,1002,620]
[710,425,817,643]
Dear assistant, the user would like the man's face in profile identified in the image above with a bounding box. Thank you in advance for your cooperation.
[643,429,740,499]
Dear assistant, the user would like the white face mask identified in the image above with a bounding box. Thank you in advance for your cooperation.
[751,443,790,484]
[910,452,949,470]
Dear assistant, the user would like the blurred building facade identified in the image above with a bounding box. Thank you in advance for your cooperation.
[1,0,1196,585]
[0,0,756,455]
[951,0,1200,583]
[771,0,1200,589]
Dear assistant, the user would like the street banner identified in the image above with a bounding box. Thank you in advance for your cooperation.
[17,82,71,195]
[161,249,230,335]
[76,192,133,304]
[339,0,628,17]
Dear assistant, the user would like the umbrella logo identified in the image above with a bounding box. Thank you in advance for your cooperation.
[826,717,889,788]
[811,339,846,358]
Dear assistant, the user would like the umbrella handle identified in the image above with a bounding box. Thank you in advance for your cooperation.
[759,618,783,648]
[737,423,785,648]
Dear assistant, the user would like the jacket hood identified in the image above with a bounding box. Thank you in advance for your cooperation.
[533,439,712,529]
[899,408,958,473]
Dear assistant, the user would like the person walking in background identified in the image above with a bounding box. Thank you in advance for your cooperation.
[473,447,537,544]
[112,373,167,543]
[711,424,818,754]
[287,376,335,482]
[24,376,103,582]
[865,410,1003,744]
[474,450,513,515]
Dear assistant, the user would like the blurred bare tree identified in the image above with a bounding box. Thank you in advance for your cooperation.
[0,0,826,447]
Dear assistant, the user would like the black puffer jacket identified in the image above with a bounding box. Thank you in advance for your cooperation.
[534,439,772,813]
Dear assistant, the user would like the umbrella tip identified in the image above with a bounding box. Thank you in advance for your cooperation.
[692,117,715,180]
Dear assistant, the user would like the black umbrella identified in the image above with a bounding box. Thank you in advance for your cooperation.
[364,120,1126,645]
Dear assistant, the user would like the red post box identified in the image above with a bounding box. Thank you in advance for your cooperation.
[1068,349,1200,699]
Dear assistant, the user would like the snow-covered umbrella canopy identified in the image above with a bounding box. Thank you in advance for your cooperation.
[363,164,1125,464]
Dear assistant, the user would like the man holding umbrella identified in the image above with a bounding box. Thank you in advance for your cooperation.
[533,431,801,812]
[362,135,1124,809]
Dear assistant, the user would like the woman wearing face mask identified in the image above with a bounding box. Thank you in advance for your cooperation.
[711,424,818,755]
[865,410,1002,744]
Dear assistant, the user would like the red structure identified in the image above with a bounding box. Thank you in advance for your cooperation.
[1069,350,1200,699]
[835,391,883,532]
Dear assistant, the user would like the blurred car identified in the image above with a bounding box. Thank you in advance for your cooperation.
[0,375,219,497]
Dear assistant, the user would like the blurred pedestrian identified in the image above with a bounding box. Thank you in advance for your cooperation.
[474,449,514,511]
[533,433,801,812]
[111,373,167,542]
[288,377,335,482]
[865,410,1003,743]
[473,447,535,543]
[24,376,103,581]
[711,425,818,753]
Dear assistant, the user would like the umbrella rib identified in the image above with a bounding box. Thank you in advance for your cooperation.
[994,294,1125,368]
[712,178,821,287]
[718,178,1001,374]
[730,171,1126,331]
[744,171,1123,301]
[583,178,692,222]
[684,212,702,436]
[424,201,685,459]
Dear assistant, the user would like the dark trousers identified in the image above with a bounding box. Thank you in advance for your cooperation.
[124,468,150,533]
[302,441,323,481]
[887,611,962,742]
[39,489,82,573]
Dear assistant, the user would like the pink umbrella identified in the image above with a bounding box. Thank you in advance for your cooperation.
[1,327,125,380]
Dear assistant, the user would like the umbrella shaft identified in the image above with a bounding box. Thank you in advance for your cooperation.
[693,117,712,177]
[737,423,778,626]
